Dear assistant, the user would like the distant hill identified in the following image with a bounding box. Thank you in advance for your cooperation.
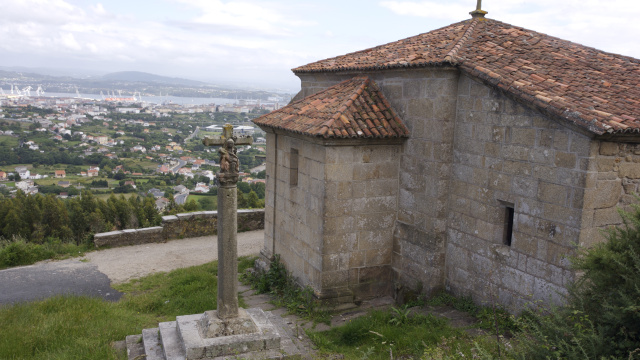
[101,71,208,86]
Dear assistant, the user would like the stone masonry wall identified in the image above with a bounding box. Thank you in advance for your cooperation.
[320,145,401,302]
[271,70,640,309]
[263,131,326,293]
[445,74,594,309]
[579,142,640,247]
[94,209,264,248]
[293,68,460,299]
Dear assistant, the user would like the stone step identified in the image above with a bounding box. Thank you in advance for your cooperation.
[142,327,166,360]
[124,308,307,359]
[264,311,310,357]
[159,321,187,360]
[125,334,145,360]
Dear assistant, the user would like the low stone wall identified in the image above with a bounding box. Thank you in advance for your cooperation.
[93,209,265,248]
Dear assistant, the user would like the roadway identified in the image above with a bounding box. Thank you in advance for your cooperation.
[0,230,264,304]
[174,191,189,205]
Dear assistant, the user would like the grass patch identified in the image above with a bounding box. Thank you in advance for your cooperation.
[0,296,157,359]
[0,238,90,269]
[95,193,138,201]
[0,256,257,359]
[114,257,253,316]
[426,291,518,335]
[0,135,19,148]
[308,308,490,359]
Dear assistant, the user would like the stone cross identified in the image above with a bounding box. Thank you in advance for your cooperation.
[202,124,253,320]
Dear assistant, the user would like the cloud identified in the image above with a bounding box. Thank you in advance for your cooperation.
[379,1,469,21]
[0,0,305,86]
[172,0,311,37]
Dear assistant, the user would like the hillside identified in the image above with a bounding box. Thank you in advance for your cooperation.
[101,71,208,86]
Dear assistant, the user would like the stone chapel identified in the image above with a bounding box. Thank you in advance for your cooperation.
[252,9,640,310]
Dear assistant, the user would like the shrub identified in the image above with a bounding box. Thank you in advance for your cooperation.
[0,238,54,268]
[0,237,88,269]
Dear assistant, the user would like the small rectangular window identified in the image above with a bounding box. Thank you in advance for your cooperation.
[502,203,514,246]
[289,148,298,186]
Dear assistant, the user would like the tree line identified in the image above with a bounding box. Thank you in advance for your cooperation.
[0,191,161,245]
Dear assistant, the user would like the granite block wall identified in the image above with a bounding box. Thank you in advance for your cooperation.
[580,142,640,247]
[262,131,327,293]
[296,68,460,298]
[266,69,640,310]
[321,144,401,302]
[445,74,594,309]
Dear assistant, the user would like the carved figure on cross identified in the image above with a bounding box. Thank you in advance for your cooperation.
[202,124,253,173]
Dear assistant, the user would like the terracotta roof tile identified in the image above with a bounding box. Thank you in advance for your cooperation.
[252,77,409,139]
[292,21,473,73]
[294,19,640,136]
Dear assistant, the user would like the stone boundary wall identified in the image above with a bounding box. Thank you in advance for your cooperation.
[94,209,265,248]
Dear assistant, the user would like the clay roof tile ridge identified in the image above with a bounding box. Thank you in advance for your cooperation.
[444,19,479,64]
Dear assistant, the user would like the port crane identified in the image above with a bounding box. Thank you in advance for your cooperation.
[36,85,45,96]
[22,86,32,97]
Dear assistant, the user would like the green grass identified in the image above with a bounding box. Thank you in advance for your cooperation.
[0,296,157,359]
[187,194,218,210]
[0,239,90,270]
[0,256,257,359]
[307,308,500,359]
[0,135,19,147]
[187,194,217,202]
[0,163,33,172]
[95,193,138,201]
[426,291,518,334]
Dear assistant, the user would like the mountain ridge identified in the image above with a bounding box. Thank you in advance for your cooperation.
[100,71,209,86]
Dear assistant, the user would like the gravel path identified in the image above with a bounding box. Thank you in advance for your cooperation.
[84,230,264,284]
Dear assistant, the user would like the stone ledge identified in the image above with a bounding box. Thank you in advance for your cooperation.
[95,209,264,248]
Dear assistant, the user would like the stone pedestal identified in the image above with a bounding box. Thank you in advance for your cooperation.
[199,309,257,338]
[126,307,305,359]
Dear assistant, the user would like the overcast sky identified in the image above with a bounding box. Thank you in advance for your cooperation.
[1,0,638,92]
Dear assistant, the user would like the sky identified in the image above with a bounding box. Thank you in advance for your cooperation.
[1,0,638,93]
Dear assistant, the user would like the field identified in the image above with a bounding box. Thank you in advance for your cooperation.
[95,193,138,201]
[187,194,217,210]
[0,135,19,148]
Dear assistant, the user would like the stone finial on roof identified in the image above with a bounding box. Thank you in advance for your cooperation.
[470,0,488,19]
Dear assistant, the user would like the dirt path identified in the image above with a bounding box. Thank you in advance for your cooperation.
[83,230,264,284]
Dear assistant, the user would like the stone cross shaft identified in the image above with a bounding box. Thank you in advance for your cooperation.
[202,123,253,320]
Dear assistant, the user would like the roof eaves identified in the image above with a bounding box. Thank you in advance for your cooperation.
[292,61,456,74]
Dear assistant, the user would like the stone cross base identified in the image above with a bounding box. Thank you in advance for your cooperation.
[199,309,258,338]
[125,307,305,359]
[181,308,279,358]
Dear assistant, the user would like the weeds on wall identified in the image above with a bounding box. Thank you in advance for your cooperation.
[241,254,330,324]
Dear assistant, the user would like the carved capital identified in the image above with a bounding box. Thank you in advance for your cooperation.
[217,172,239,186]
